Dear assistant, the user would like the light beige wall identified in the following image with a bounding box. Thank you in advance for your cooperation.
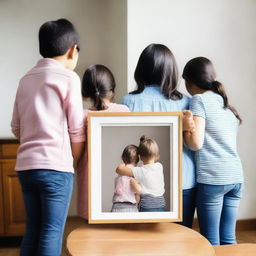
[98,0,127,102]
[0,0,87,137]
[0,0,127,215]
[0,0,127,137]
[127,0,256,219]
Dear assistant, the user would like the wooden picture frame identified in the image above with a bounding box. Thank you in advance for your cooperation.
[87,112,183,224]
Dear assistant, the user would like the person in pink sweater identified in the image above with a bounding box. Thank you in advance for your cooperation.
[77,64,130,219]
[111,144,141,212]
[11,19,85,256]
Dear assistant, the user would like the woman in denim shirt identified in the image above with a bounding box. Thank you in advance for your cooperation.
[121,44,196,227]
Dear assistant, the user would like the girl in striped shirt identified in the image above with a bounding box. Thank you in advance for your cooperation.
[182,57,243,245]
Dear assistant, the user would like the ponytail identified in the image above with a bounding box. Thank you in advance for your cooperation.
[212,81,242,124]
[82,64,116,111]
[94,91,107,111]
[140,135,148,144]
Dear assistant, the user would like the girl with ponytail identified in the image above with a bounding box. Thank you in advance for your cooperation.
[77,64,130,220]
[182,57,243,245]
[82,65,118,111]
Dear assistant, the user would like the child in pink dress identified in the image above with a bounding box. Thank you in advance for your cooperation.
[77,64,130,219]
[111,145,141,212]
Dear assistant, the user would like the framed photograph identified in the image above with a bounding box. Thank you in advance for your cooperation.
[87,112,182,224]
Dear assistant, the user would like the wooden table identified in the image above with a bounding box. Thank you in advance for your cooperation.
[66,223,216,256]
[214,244,256,256]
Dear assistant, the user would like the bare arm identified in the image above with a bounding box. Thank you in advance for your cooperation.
[135,194,140,204]
[183,110,196,132]
[183,116,205,151]
[116,163,133,177]
[130,178,142,194]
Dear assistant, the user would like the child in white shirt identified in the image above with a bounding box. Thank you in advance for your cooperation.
[116,135,166,212]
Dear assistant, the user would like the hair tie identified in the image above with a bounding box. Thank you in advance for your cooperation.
[95,89,100,96]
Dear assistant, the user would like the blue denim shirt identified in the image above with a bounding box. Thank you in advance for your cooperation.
[120,85,196,189]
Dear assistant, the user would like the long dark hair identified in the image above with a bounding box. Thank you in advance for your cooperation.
[131,43,182,100]
[82,64,116,110]
[182,57,242,123]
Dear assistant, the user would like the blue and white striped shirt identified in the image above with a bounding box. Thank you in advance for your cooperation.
[121,85,196,189]
[190,92,243,185]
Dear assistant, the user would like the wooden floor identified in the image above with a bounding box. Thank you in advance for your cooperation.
[0,217,256,256]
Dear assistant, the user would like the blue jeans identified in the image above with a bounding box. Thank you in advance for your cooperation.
[18,169,74,256]
[179,188,196,228]
[197,183,243,245]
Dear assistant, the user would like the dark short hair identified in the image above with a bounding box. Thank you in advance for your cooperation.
[131,43,182,100]
[122,145,139,165]
[39,18,80,58]
[138,135,160,161]
[82,64,116,110]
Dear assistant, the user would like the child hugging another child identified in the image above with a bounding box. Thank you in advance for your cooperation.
[77,64,130,219]
[117,136,166,212]
[111,145,141,212]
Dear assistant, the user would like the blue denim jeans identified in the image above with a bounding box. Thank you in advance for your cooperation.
[197,183,243,245]
[179,188,196,228]
[18,169,74,256]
